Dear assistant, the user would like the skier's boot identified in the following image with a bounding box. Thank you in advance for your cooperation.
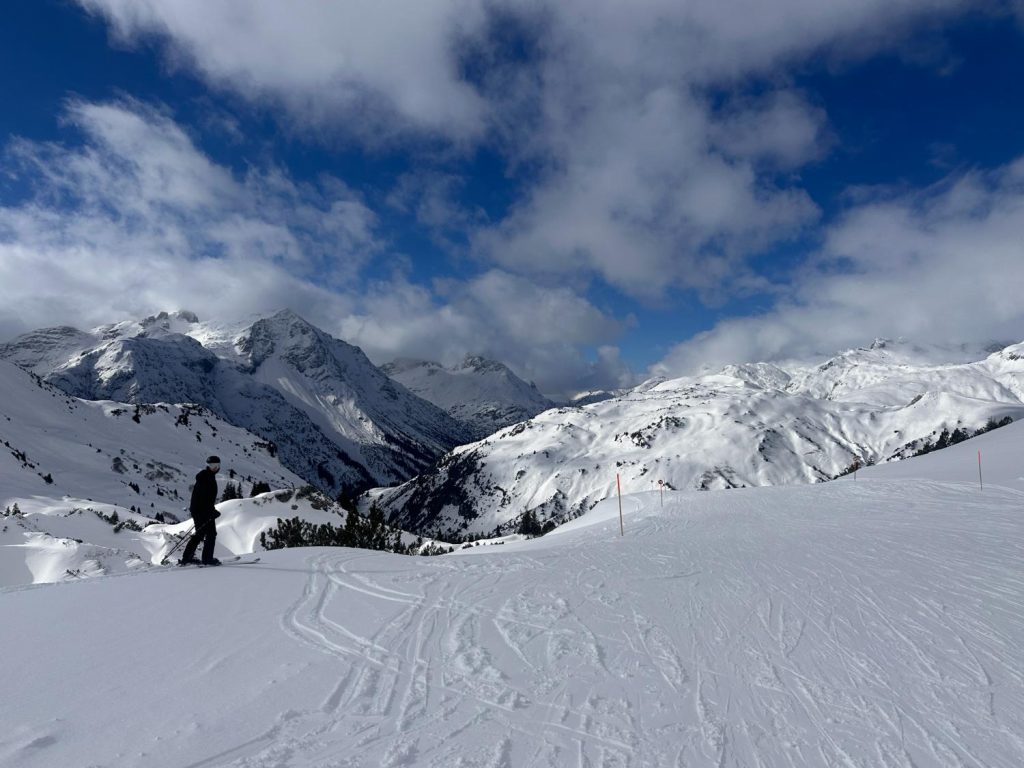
[201,558,222,567]
[178,557,200,566]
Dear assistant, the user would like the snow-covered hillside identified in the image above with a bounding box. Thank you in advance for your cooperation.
[383,355,555,440]
[0,357,353,585]
[0,358,302,512]
[2,428,1022,767]
[370,340,1024,538]
[0,310,472,494]
[0,488,351,588]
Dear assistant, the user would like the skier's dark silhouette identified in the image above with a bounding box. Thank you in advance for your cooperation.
[180,455,222,566]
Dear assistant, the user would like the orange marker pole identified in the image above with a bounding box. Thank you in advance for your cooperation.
[617,473,624,537]
[978,450,983,491]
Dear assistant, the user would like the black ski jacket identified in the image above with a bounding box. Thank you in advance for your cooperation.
[189,468,219,520]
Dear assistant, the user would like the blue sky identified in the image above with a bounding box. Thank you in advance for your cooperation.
[2,0,1024,396]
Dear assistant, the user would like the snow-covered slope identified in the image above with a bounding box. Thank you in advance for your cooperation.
[569,388,629,406]
[370,340,1024,538]
[859,405,1024,485]
[0,357,339,585]
[0,359,301,512]
[3,435,1023,767]
[0,487,351,587]
[782,337,1024,405]
[382,355,555,440]
[238,312,471,483]
[0,310,472,495]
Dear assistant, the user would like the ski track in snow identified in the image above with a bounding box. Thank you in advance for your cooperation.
[152,483,1024,768]
[3,480,1024,767]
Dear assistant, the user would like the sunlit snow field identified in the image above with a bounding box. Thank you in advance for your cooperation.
[2,425,1024,767]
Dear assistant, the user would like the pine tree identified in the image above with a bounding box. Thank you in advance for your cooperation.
[366,503,387,550]
[250,481,272,497]
[343,505,363,548]
[519,509,541,537]
[221,482,240,502]
[337,490,359,515]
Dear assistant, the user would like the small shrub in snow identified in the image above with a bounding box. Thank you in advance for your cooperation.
[296,485,332,510]
[92,508,140,531]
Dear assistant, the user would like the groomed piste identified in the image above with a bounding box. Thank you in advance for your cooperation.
[2,423,1023,767]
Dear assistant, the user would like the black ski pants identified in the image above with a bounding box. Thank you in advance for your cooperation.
[181,514,217,563]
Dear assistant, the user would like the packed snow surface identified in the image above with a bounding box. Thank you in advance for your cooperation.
[3,426,1024,767]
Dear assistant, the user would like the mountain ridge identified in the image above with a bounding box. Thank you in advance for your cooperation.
[367,339,1024,539]
[0,309,472,496]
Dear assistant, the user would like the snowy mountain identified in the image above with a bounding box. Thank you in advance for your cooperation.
[0,356,318,584]
[0,356,434,587]
[0,358,301,512]
[368,339,1024,538]
[0,310,472,496]
[568,388,628,406]
[382,355,556,440]
[3,422,1023,767]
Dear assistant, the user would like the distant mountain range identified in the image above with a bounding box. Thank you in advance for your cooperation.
[5,312,1024,545]
[381,356,555,440]
[368,339,1024,539]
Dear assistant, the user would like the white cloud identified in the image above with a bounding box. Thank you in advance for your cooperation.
[0,100,630,395]
[469,0,979,301]
[654,158,1024,375]
[338,269,629,397]
[712,91,831,170]
[74,0,981,303]
[76,0,492,142]
[474,85,821,301]
[0,99,378,338]
[14,1,1014,392]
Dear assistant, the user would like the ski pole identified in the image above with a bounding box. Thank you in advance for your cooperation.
[160,518,211,564]
[161,523,195,565]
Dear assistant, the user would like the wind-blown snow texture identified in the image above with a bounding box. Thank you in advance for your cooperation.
[382,355,555,441]
[372,339,1024,537]
[2,425,1023,767]
[0,310,472,494]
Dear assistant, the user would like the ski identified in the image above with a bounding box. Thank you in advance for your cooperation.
[172,556,261,568]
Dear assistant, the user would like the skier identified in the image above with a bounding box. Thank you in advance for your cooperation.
[179,455,222,566]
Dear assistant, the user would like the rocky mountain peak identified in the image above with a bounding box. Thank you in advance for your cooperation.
[142,309,200,326]
[384,354,555,440]
[380,358,442,377]
[460,355,508,375]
